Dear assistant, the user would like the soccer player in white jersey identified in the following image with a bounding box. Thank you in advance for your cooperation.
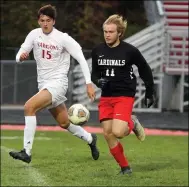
[9,4,99,163]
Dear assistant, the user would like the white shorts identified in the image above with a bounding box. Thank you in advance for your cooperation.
[38,79,68,109]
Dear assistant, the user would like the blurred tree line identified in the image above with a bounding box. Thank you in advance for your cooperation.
[1,0,147,50]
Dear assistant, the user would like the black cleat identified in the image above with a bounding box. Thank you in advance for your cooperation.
[9,149,31,164]
[119,166,132,175]
[88,134,99,160]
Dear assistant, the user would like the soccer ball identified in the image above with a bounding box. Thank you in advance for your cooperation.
[68,103,90,126]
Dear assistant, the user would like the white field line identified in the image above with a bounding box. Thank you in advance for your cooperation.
[1,146,51,186]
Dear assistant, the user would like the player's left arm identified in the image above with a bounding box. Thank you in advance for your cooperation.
[63,34,95,101]
[133,48,155,108]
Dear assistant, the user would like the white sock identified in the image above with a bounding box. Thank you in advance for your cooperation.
[24,116,37,156]
[67,123,93,144]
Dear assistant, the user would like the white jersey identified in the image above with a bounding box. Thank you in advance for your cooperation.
[16,28,91,85]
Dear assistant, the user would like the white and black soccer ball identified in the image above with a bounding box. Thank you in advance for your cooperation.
[68,103,90,126]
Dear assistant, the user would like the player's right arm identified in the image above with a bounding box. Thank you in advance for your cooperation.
[91,48,108,89]
[91,48,99,86]
[16,30,35,63]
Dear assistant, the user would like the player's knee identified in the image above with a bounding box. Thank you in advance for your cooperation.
[24,102,36,115]
[59,119,70,129]
[103,131,113,140]
[112,130,125,139]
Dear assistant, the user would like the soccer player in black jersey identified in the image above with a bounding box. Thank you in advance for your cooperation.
[91,14,155,175]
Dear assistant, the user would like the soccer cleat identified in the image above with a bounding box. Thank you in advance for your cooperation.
[88,133,100,160]
[119,166,132,175]
[9,149,31,163]
[132,115,146,141]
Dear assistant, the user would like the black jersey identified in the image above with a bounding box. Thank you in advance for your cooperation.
[91,41,154,97]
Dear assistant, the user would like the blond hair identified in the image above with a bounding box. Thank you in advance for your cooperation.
[103,14,127,39]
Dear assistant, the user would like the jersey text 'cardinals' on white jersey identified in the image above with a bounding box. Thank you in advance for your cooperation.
[16,28,91,85]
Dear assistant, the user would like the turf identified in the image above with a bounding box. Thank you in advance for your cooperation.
[1,130,188,186]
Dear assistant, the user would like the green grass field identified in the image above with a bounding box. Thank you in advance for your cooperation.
[1,130,188,186]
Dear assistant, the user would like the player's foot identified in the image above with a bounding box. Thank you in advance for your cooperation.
[119,166,132,175]
[88,134,99,160]
[9,149,31,163]
[132,115,145,141]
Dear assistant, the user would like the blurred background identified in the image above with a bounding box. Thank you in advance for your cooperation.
[1,0,188,130]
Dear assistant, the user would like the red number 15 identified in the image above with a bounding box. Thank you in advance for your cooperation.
[42,50,52,59]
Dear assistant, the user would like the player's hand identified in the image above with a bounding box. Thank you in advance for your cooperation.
[86,83,95,101]
[20,52,29,62]
[144,94,155,108]
[97,78,108,89]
